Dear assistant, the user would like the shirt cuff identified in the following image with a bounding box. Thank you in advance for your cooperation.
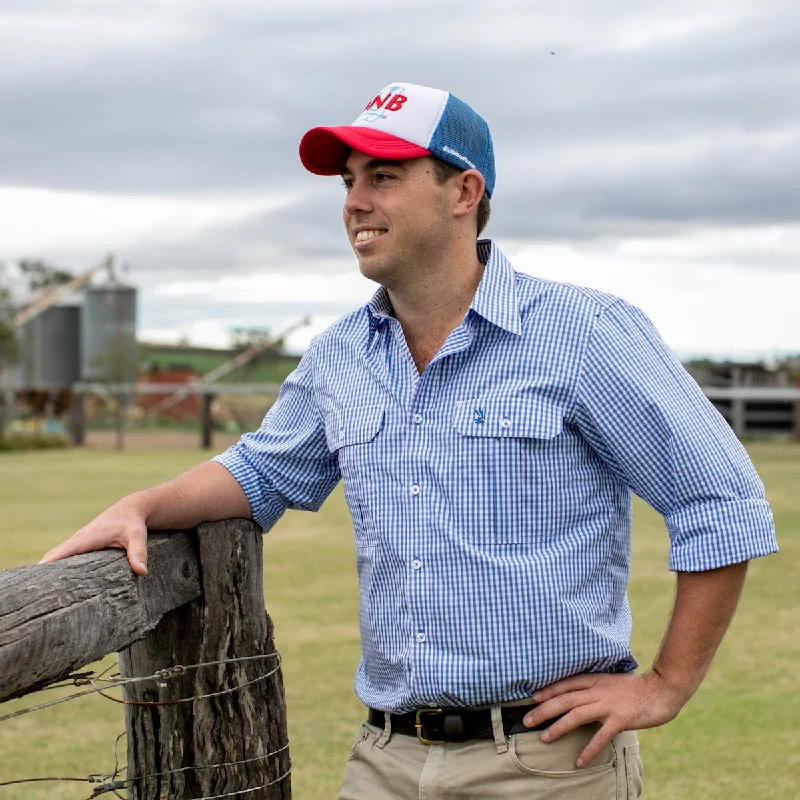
[212,448,287,532]
[665,498,778,571]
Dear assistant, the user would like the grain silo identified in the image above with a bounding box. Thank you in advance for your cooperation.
[17,303,82,387]
[81,281,138,382]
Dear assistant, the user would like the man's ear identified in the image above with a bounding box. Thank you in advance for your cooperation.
[451,169,485,221]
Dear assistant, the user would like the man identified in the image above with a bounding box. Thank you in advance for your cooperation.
[43,82,778,799]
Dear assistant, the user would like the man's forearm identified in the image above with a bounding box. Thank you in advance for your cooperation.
[651,560,749,702]
[124,461,253,531]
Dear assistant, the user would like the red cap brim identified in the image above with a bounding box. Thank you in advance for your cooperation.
[299,126,431,175]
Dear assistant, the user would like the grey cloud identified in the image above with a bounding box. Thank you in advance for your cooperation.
[139,292,359,348]
[142,296,356,325]
[3,2,799,188]
[1,0,799,291]
[122,186,352,283]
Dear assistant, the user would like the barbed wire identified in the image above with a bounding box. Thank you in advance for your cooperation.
[33,670,97,691]
[0,652,291,798]
[0,776,97,788]
[87,743,291,798]
[0,652,282,724]
[0,746,292,799]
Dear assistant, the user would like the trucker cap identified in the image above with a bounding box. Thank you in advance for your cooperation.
[299,82,496,197]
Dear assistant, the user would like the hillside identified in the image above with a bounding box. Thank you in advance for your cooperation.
[140,343,301,384]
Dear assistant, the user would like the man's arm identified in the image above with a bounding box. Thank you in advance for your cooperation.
[40,461,251,576]
[40,342,342,578]
[523,560,749,766]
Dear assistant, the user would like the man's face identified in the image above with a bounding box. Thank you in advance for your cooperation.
[341,151,454,286]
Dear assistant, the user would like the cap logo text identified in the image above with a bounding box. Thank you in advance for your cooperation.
[357,85,408,124]
[365,92,407,113]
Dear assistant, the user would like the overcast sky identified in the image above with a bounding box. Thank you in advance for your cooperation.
[1,0,799,359]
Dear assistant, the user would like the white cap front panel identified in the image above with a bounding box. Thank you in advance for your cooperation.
[351,82,449,149]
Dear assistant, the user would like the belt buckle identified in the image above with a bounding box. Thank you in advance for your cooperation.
[415,708,446,745]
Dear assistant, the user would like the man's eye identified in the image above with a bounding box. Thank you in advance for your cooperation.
[341,179,353,191]
[374,172,394,183]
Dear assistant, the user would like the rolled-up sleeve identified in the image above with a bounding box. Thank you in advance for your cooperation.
[571,300,778,571]
[213,339,340,532]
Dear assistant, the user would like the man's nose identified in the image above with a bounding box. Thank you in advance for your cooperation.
[343,180,373,215]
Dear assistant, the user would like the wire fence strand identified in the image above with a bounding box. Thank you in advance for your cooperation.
[0,652,291,797]
[0,652,281,724]
[87,743,291,798]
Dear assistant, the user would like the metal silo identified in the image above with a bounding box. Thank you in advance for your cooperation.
[81,282,138,382]
[17,304,82,387]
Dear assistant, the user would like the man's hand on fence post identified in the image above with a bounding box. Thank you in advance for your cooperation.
[39,500,149,576]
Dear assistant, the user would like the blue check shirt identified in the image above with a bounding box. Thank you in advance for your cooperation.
[215,240,777,713]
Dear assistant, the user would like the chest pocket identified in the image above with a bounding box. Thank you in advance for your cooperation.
[451,397,565,544]
[325,404,385,546]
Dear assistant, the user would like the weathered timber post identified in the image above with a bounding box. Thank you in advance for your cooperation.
[200,391,215,450]
[115,390,126,451]
[0,533,200,703]
[70,388,86,446]
[120,518,290,800]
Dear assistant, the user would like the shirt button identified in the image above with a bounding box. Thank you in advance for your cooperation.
[500,418,512,429]
[416,633,426,643]
[410,484,420,496]
[412,413,423,424]
[411,559,422,570]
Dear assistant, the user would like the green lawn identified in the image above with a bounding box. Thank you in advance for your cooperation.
[0,442,797,799]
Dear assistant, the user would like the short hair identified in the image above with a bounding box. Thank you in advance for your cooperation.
[430,158,491,236]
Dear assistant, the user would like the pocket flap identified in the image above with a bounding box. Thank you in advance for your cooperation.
[325,404,385,451]
[452,397,564,439]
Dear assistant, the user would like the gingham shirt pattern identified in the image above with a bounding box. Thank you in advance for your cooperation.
[215,240,777,713]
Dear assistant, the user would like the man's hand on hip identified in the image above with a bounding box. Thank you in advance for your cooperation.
[523,671,687,767]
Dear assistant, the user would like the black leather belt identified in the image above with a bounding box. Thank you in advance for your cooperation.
[367,704,555,745]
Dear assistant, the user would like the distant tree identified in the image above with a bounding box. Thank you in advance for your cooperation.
[229,327,274,353]
[18,258,74,291]
[90,330,139,384]
[228,326,283,376]
[0,288,18,365]
[90,330,140,452]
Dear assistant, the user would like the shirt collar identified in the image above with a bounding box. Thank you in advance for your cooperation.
[365,238,522,339]
[469,240,522,335]
[366,284,393,340]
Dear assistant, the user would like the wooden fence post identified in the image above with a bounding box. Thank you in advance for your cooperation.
[119,519,291,799]
[200,391,215,450]
[70,389,86,446]
[115,390,126,451]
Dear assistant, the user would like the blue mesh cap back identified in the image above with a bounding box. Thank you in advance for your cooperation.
[428,93,495,197]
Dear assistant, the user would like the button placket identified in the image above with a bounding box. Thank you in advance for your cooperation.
[407,395,431,670]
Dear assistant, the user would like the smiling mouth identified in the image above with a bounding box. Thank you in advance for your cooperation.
[354,229,387,247]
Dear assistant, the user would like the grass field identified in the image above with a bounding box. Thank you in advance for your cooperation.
[0,442,798,799]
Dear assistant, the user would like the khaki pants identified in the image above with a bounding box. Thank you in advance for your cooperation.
[338,715,643,800]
